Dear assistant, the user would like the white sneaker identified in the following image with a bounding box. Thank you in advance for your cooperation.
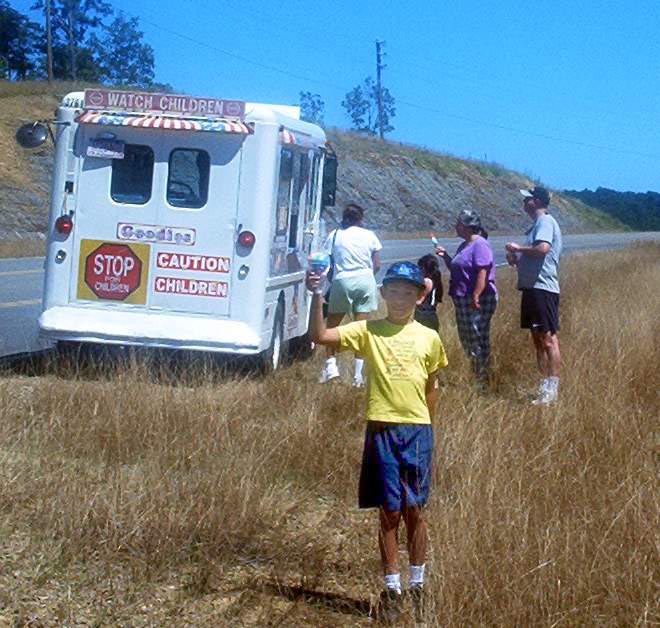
[319,361,340,383]
[352,374,365,388]
[532,390,557,406]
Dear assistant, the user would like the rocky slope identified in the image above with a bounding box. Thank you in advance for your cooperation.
[0,81,625,240]
[326,130,624,234]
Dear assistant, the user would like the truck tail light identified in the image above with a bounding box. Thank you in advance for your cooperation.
[55,214,73,236]
[237,230,256,248]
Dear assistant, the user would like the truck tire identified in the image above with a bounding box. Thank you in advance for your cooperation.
[260,303,286,373]
[289,332,314,361]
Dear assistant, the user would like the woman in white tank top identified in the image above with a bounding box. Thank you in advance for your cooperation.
[320,204,382,386]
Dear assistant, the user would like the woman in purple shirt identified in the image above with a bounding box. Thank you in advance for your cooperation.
[435,210,497,383]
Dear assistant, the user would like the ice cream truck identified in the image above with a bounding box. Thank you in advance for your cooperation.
[15,88,337,370]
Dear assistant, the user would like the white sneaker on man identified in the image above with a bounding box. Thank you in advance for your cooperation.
[319,359,340,383]
[531,390,557,405]
[352,374,365,388]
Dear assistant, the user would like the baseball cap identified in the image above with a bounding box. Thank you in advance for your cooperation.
[520,186,551,206]
[382,261,425,289]
[456,209,482,229]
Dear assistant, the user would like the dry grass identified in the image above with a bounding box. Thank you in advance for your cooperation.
[0,81,96,191]
[0,245,658,626]
[0,82,60,191]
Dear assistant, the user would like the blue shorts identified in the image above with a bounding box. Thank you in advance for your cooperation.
[359,422,434,511]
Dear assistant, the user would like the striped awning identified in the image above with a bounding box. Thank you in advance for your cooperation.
[77,111,253,134]
[279,128,321,148]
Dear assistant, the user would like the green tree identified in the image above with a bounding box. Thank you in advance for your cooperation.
[341,83,369,131]
[95,12,154,87]
[32,0,111,80]
[0,1,42,79]
[341,76,395,136]
[565,187,660,231]
[299,91,324,125]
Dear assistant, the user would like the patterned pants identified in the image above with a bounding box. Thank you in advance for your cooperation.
[452,292,498,380]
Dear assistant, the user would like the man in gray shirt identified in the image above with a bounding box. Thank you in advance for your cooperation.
[505,186,562,405]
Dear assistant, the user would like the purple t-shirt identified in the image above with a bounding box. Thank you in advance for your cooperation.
[448,237,497,297]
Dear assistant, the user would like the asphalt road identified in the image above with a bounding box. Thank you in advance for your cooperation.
[0,256,49,358]
[1,231,658,359]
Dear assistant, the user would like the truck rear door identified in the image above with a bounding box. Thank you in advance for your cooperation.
[71,124,244,319]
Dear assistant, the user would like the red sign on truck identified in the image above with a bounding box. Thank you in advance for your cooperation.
[84,243,143,301]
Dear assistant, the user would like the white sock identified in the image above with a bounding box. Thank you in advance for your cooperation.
[325,356,336,367]
[409,564,425,588]
[354,358,364,378]
[384,573,401,593]
[547,376,559,395]
[539,378,549,393]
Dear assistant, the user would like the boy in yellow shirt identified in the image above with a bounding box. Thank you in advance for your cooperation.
[306,261,448,623]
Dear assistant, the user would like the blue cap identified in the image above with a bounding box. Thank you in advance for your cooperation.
[382,261,425,288]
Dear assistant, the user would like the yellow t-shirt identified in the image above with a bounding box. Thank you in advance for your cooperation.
[338,319,448,424]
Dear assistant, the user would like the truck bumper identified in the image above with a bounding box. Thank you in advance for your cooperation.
[39,306,262,355]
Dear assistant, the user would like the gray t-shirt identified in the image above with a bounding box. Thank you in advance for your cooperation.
[517,213,562,293]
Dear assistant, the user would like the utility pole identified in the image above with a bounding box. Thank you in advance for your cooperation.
[375,40,386,139]
[45,0,54,83]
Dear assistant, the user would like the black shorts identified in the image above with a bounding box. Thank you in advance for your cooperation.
[520,288,560,334]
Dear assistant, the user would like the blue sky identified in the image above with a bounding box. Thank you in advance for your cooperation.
[14,0,660,192]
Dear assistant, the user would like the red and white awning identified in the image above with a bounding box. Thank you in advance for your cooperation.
[279,128,321,148]
[77,111,253,134]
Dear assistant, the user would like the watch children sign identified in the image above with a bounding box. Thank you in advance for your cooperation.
[84,89,245,119]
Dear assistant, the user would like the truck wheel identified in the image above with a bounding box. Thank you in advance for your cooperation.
[289,332,314,361]
[261,303,286,373]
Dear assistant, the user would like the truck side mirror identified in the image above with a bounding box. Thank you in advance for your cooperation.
[321,153,337,207]
[16,122,49,149]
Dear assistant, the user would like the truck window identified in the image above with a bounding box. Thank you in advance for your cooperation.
[167,149,210,209]
[110,144,154,205]
[305,151,318,225]
[289,152,308,248]
[288,156,300,248]
[276,149,293,235]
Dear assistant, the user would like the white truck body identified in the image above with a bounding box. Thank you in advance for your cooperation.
[38,89,331,360]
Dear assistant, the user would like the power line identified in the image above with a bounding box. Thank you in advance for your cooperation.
[108,1,660,161]
[394,97,660,160]
[136,14,348,93]
[193,0,649,128]
[385,49,653,129]
[385,62,655,135]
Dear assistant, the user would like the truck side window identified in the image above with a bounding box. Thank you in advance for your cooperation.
[276,149,293,235]
[305,151,319,225]
[167,149,210,209]
[110,144,154,205]
[288,153,304,248]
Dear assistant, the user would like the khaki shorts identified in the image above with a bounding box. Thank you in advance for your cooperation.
[327,273,378,314]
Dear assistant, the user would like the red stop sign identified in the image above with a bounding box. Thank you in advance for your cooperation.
[85,243,143,300]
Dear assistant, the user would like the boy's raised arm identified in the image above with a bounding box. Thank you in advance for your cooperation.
[306,271,341,347]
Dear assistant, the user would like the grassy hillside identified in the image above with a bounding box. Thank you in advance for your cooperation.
[0,80,626,242]
[0,81,69,239]
[1,245,657,625]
